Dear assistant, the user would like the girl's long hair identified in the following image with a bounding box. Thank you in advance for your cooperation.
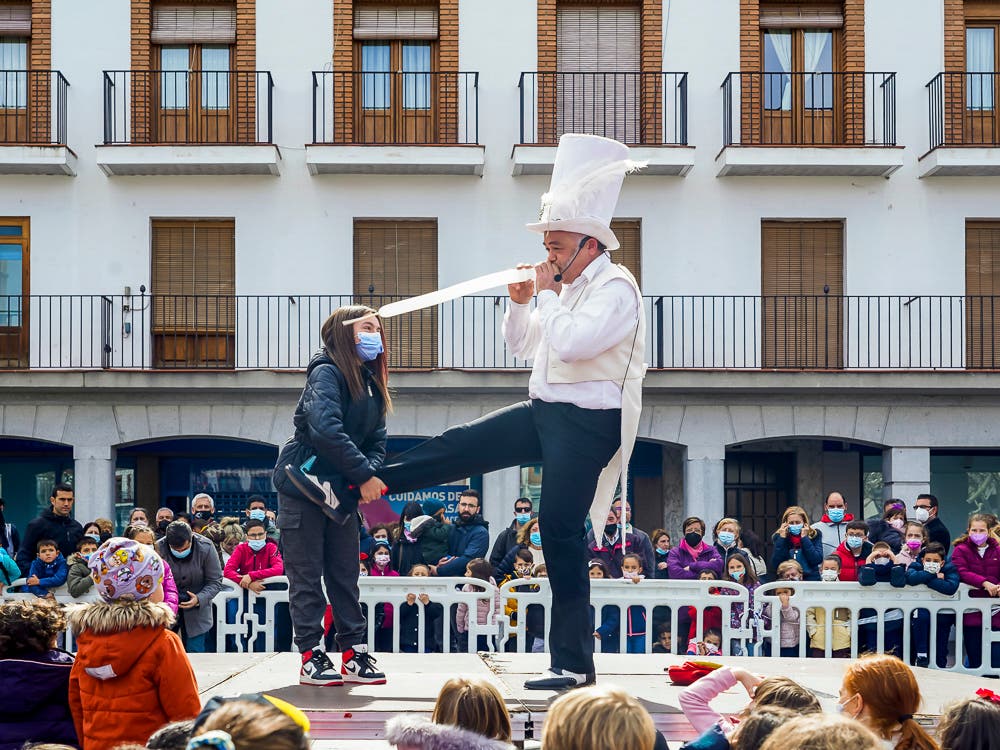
[726,551,759,587]
[320,305,392,414]
[843,654,938,750]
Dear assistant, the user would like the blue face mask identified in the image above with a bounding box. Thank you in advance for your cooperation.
[516,513,531,525]
[171,545,192,559]
[248,509,266,522]
[248,539,267,552]
[788,524,803,536]
[846,536,863,549]
[828,508,846,523]
[355,331,384,362]
[529,531,542,547]
[403,521,412,532]
[717,531,736,547]
[656,547,668,555]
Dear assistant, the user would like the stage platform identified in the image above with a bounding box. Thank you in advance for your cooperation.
[192,652,991,748]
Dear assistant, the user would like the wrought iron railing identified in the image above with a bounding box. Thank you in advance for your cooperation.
[0,70,69,144]
[722,71,896,147]
[102,70,273,144]
[927,71,1000,150]
[3,294,1000,371]
[517,71,688,145]
[311,71,479,144]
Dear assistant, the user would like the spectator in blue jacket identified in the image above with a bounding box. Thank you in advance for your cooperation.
[25,539,68,598]
[770,506,824,581]
[906,541,960,668]
[434,490,489,577]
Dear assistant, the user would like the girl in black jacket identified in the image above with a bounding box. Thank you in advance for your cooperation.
[274,305,392,688]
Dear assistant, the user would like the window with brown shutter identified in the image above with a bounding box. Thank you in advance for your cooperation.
[610,218,641,290]
[966,220,1000,368]
[150,219,235,369]
[0,217,28,368]
[761,220,843,369]
[353,219,438,368]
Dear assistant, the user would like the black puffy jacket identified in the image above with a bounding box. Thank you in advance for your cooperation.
[276,351,387,494]
[15,509,84,575]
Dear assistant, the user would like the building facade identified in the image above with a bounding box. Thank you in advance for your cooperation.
[2,0,1000,548]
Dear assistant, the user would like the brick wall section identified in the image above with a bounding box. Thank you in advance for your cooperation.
[944,0,967,144]
[130,0,256,144]
[27,0,52,142]
[535,0,662,144]
[739,1,865,145]
[331,0,459,144]
[842,0,865,144]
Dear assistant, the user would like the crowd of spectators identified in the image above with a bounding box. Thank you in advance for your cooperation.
[2,484,1000,670]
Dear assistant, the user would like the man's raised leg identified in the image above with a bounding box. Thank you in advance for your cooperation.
[377,401,542,494]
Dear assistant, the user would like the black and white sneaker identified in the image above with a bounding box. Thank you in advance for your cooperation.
[341,645,386,684]
[284,464,354,525]
[300,649,343,686]
[524,668,596,691]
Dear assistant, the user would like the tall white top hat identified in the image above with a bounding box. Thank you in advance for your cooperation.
[525,134,644,252]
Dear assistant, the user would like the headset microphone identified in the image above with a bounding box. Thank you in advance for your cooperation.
[553,237,590,283]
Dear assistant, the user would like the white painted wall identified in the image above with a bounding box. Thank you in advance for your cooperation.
[6,0,1000,308]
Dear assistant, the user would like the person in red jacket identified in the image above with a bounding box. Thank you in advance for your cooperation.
[223,519,284,651]
[68,537,200,750]
[223,519,284,588]
[832,521,873,582]
[951,513,1000,669]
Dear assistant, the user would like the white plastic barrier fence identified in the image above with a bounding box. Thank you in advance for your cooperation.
[6,574,1000,676]
[499,578,752,655]
[210,575,501,654]
[754,580,1000,676]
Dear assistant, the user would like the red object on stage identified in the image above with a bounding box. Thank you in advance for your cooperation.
[666,661,722,686]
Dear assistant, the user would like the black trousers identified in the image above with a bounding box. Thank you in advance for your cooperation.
[378,399,621,674]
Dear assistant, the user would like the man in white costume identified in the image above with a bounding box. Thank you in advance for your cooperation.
[376,134,645,689]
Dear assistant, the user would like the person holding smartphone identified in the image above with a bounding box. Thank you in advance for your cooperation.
[272,304,390,687]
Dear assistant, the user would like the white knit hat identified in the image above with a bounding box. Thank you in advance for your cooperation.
[525,134,644,251]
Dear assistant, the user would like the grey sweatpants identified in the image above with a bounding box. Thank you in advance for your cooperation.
[278,493,367,653]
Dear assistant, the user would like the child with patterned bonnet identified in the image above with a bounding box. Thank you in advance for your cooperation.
[67,537,201,750]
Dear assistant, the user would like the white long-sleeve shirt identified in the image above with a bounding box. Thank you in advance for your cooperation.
[502,253,640,410]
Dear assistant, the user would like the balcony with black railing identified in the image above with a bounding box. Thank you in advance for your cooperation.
[718,71,902,177]
[0,70,74,175]
[922,72,1000,176]
[306,70,483,176]
[513,71,692,176]
[96,69,278,176]
[4,293,1000,373]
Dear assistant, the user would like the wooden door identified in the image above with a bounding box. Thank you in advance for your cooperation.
[356,41,435,144]
[0,218,29,369]
[155,45,233,143]
[353,219,438,368]
[0,38,28,143]
[151,220,235,369]
[966,221,1000,368]
[556,6,640,143]
[966,25,999,144]
[762,29,839,144]
[762,221,844,369]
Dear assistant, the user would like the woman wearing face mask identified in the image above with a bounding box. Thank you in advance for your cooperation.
[712,518,753,569]
[271,305,391,687]
[723,553,762,655]
[392,501,427,577]
[837,654,938,750]
[496,518,545,579]
[951,513,1000,670]
[770,506,824,581]
[650,529,671,579]
[667,517,724,581]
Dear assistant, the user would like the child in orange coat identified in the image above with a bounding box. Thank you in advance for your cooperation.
[68,537,201,750]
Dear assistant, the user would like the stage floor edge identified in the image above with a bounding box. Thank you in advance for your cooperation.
[190,652,988,743]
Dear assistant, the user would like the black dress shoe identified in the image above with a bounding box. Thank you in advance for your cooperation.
[524,668,596,690]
